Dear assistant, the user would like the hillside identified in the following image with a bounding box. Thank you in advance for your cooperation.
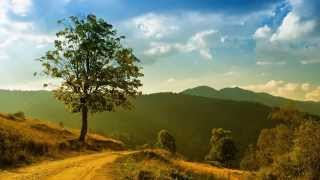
[0,111,256,179]
[110,149,255,179]
[182,86,320,116]
[0,90,274,161]
[0,112,124,167]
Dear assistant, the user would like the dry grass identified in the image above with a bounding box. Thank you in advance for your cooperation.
[110,149,192,179]
[173,160,256,180]
[109,149,255,180]
[0,113,124,168]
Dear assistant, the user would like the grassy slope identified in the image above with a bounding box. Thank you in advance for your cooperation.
[0,112,124,167]
[110,149,255,180]
[0,90,274,161]
[182,86,320,116]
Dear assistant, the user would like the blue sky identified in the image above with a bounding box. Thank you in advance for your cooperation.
[0,0,320,101]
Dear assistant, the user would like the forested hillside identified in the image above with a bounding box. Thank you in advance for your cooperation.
[0,90,274,160]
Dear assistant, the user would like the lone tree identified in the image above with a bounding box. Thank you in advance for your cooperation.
[39,15,143,142]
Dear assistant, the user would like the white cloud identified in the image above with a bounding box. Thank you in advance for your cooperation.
[24,34,55,45]
[300,59,320,65]
[220,36,228,43]
[253,25,272,39]
[167,78,176,83]
[0,79,60,91]
[144,29,216,60]
[223,71,236,76]
[199,50,213,60]
[0,24,54,49]
[305,87,320,102]
[144,42,173,55]
[242,80,320,101]
[301,83,311,92]
[130,13,179,39]
[0,2,9,23]
[270,12,316,42]
[256,61,286,66]
[175,29,216,60]
[184,30,216,50]
[288,0,303,7]
[123,11,269,63]
[253,0,320,66]
[243,80,284,93]
[188,30,216,50]
[10,0,32,16]
[0,0,54,60]
[0,54,9,61]
[0,0,32,17]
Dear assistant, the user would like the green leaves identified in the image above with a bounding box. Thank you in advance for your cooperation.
[39,14,143,114]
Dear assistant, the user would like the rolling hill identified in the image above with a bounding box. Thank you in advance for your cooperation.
[0,111,124,167]
[181,86,320,116]
[0,90,274,161]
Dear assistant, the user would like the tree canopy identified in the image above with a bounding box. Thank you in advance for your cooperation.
[39,14,143,141]
[241,108,320,179]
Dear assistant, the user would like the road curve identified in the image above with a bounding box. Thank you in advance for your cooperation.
[0,151,125,180]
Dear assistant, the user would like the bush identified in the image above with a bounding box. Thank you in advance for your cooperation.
[0,131,32,167]
[205,128,237,168]
[157,130,176,153]
[240,144,259,171]
[59,121,64,128]
[258,154,302,180]
[7,111,26,121]
[136,170,154,180]
[13,111,25,119]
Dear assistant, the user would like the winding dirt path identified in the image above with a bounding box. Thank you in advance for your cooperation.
[0,151,126,180]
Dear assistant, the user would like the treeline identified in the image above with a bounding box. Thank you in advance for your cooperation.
[154,128,239,169]
[240,108,320,179]
[155,107,320,179]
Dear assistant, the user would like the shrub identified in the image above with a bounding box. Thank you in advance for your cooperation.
[205,128,237,168]
[240,144,259,171]
[136,170,154,180]
[59,121,64,128]
[157,129,176,153]
[6,111,26,121]
[0,131,32,167]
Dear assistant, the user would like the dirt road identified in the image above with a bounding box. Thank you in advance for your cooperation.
[0,151,124,180]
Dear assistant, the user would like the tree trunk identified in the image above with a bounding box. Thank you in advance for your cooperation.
[79,104,88,142]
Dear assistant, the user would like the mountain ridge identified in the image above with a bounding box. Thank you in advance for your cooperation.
[181,85,320,116]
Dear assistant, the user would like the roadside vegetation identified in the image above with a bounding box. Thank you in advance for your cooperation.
[111,149,195,180]
[108,129,253,180]
[0,112,124,168]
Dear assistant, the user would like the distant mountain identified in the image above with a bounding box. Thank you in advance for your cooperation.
[181,86,320,116]
[0,90,274,161]
[181,86,220,98]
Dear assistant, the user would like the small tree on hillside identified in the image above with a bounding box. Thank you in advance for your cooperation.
[38,14,143,142]
[157,129,176,153]
[205,128,237,167]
